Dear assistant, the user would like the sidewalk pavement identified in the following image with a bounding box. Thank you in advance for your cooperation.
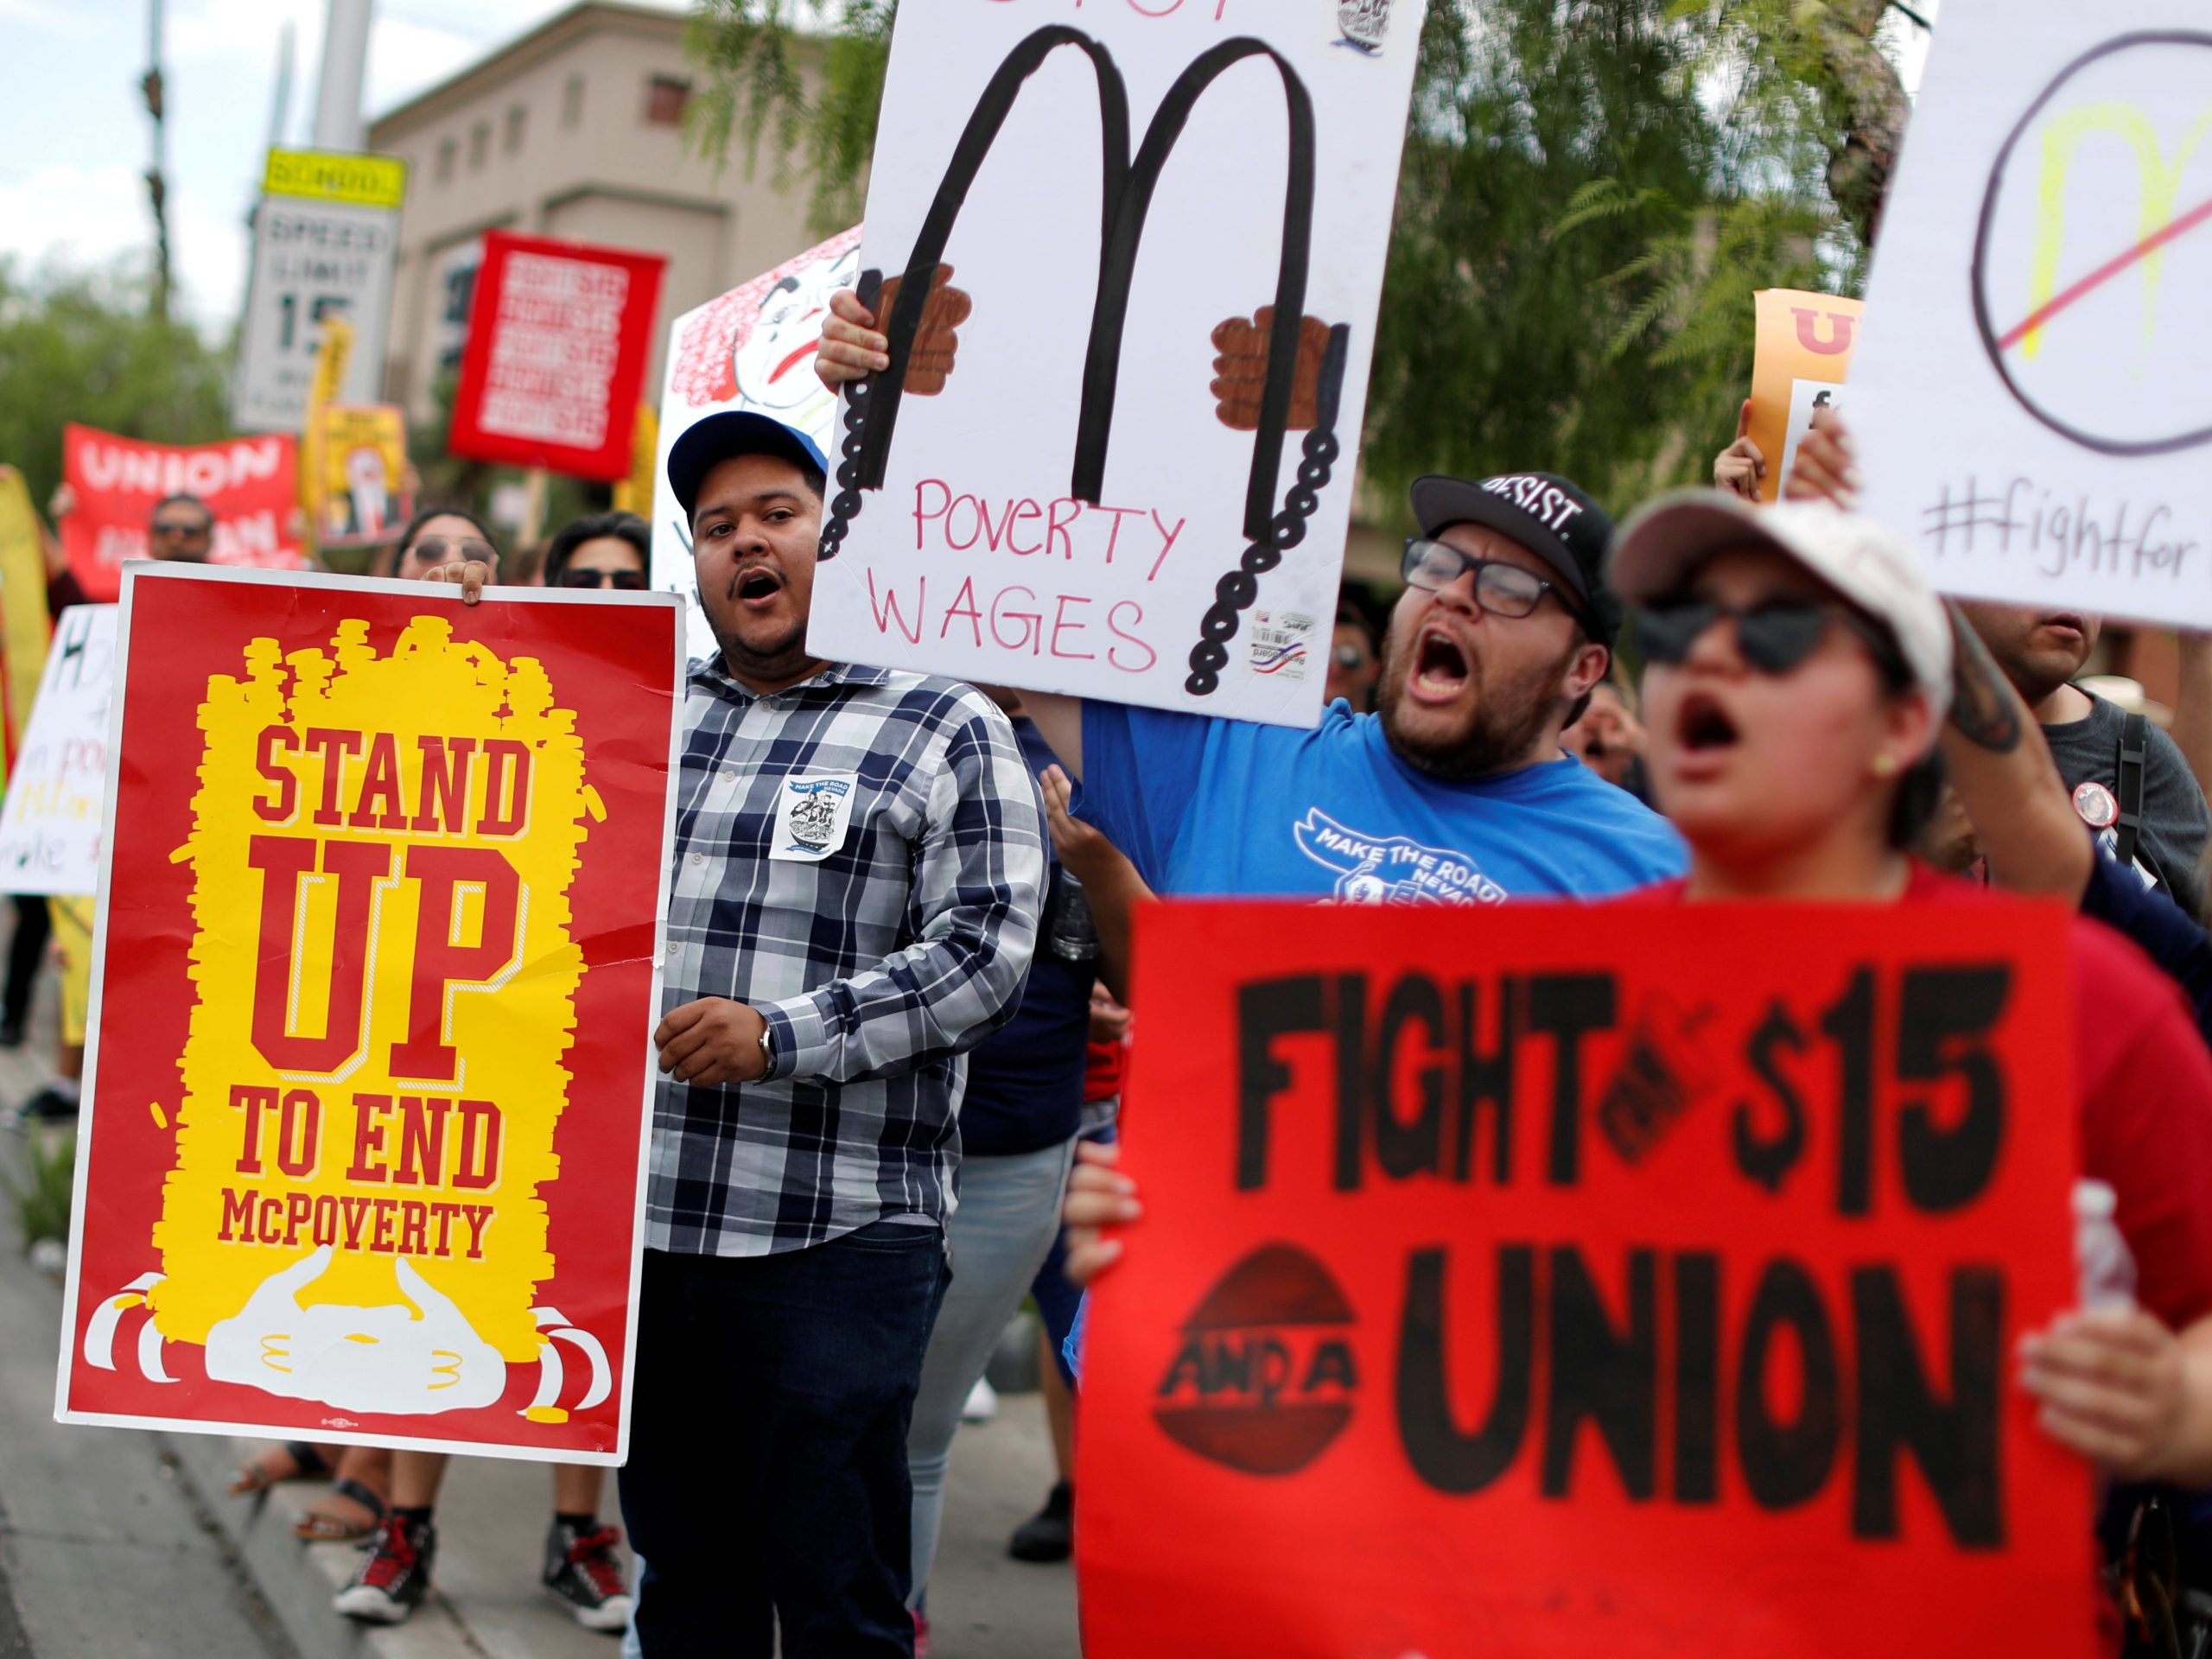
[0,963,1079,1659]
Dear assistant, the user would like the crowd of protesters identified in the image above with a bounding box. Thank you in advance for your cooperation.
[11,255,2212,1659]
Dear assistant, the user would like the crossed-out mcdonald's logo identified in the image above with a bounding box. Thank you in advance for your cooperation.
[818,25,1354,696]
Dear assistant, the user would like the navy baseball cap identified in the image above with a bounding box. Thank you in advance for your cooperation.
[665,411,829,518]
[1409,471,1620,646]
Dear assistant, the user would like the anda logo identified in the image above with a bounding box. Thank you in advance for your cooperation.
[1153,1243,1357,1476]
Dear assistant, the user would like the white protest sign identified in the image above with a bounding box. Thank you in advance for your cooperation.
[806,0,1427,727]
[652,229,863,660]
[0,606,117,897]
[1853,5,2212,625]
[232,150,406,434]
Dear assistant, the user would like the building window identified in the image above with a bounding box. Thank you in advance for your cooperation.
[504,103,527,153]
[562,73,586,129]
[435,137,456,183]
[468,121,490,168]
[645,74,691,126]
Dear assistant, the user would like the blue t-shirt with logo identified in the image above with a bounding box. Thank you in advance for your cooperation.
[1077,699,1686,901]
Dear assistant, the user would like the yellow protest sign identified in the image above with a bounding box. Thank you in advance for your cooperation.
[307,404,411,547]
[1749,290,1866,504]
[613,404,658,516]
[0,467,51,768]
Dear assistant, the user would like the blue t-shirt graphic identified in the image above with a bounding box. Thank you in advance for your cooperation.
[1079,698,1685,900]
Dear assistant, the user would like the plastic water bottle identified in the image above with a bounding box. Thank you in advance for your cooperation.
[1047,872,1099,964]
[2074,1179,2137,1312]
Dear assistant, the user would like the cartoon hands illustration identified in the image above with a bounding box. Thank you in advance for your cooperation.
[205,1249,507,1415]
[1210,308,1332,431]
[875,264,972,395]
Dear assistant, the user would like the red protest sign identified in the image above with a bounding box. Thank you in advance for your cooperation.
[56,566,683,1463]
[448,231,667,481]
[1078,900,2094,1659]
[62,423,308,600]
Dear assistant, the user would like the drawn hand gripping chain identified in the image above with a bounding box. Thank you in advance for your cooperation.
[817,23,1350,698]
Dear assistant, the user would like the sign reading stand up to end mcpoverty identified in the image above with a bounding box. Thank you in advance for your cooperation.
[806,0,1428,728]
[1853,2,2212,627]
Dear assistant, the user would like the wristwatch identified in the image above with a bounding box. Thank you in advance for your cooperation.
[756,1019,777,1075]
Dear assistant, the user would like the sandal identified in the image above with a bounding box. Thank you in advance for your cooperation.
[227,1440,329,1497]
[293,1477,387,1543]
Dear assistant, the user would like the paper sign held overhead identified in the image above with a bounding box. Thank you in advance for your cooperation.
[1750,290,1863,504]
[1078,899,2094,1659]
[0,606,115,898]
[805,0,1429,727]
[448,232,668,484]
[1853,7,2212,626]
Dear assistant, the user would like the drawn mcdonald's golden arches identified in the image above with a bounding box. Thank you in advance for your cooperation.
[815,24,1351,698]
[1971,30,2212,457]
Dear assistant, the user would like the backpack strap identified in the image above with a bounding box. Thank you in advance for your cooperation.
[2115,710,2148,871]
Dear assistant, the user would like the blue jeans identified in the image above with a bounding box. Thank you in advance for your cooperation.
[906,1141,1073,1607]
[620,1225,950,1657]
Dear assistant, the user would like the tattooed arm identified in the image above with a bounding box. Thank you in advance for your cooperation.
[1938,599,2094,899]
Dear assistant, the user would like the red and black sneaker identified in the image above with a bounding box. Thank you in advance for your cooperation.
[334,1512,435,1624]
[543,1519,633,1632]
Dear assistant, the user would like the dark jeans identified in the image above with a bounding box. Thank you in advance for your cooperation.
[3,895,48,1028]
[620,1224,951,1658]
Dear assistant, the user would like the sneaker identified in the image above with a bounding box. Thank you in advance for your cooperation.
[334,1513,435,1624]
[1007,1479,1072,1563]
[544,1519,633,1632]
[961,1376,998,1423]
[10,1085,78,1127]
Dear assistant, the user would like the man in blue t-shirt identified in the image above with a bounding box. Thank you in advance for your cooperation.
[1031,469,1685,901]
[815,290,1682,902]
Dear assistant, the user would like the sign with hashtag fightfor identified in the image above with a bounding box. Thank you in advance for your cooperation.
[1850,5,2212,626]
[448,232,667,483]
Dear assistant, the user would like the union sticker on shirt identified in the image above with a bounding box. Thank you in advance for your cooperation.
[772,772,860,861]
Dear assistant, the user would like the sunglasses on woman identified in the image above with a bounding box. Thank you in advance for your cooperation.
[407,537,499,567]
[1634,596,1899,677]
[559,568,650,591]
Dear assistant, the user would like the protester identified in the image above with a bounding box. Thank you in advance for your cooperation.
[1325,603,1382,712]
[431,410,1046,1656]
[1780,412,2212,919]
[391,504,499,585]
[815,291,1686,904]
[542,512,650,591]
[905,689,1089,1654]
[1560,674,1649,798]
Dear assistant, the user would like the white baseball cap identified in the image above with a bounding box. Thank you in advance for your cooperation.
[1609,491,1953,723]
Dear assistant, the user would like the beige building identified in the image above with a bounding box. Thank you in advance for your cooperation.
[366,1,817,425]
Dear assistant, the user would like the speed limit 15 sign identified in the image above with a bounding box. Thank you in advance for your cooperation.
[232,149,407,434]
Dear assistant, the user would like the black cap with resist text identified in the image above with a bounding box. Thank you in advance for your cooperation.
[1408,472,1619,646]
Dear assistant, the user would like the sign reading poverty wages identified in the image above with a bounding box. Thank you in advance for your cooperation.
[1077,900,2094,1659]
[449,231,668,482]
[1749,290,1864,504]
[56,567,683,1464]
[1853,4,2212,627]
[233,149,407,433]
[805,0,1428,728]
[0,606,115,897]
[61,423,308,601]
[653,228,864,659]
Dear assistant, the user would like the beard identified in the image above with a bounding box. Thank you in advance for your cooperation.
[1376,630,1575,781]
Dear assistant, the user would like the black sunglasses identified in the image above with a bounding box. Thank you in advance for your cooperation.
[1635,597,1897,677]
[151,518,211,537]
[560,568,649,591]
[1401,537,1583,626]
[407,536,499,566]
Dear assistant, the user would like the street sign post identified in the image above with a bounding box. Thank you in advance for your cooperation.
[232,149,406,433]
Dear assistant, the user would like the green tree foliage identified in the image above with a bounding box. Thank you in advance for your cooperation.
[0,257,232,518]
[683,0,1878,514]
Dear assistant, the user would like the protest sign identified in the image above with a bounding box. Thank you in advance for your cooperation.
[1853,6,2212,626]
[0,606,114,897]
[448,231,668,483]
[804,3,1427,727]
[1078,899,2093,1659]
[233,149,406,433]
[0,467,52,773]
[1750,290,1864,504]
[305,404,411,549]
[56,566,683,1464]
[652,227,862,658]
[61,424,308,601]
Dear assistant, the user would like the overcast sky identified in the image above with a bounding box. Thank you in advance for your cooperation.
[0,0,683,327]
[0,0,1934,333]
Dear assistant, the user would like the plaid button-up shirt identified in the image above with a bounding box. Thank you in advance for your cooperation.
[646,658,1046,1256]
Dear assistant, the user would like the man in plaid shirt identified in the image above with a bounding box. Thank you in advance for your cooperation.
[628,410,1044,1656]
